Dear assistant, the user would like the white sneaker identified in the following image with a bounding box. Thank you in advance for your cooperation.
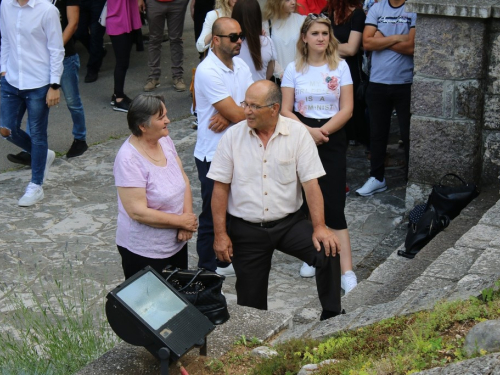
[299,262,316,278]
[43,149,55,183]
[355,177,387,197]
[18,182,44,207]
[341,270,358,294]
[216,263,235,277]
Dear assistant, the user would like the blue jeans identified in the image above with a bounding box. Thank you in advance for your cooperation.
[1,77,49,185]
[61,54,86,140]
[26,55,86,141]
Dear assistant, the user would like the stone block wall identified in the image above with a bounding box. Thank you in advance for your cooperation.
[483,17,500,185]
[405,0,500,210]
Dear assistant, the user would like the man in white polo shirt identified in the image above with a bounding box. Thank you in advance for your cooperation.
[208,80,343,321]
[193,17,253,274]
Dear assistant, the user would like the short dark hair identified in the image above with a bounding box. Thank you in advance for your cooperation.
[127,95,165,137]
[266,82,282,111]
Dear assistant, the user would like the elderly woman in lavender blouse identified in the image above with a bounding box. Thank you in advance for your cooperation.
[113,94,198,279]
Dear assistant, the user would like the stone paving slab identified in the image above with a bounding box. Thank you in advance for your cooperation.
[0,115,410,373]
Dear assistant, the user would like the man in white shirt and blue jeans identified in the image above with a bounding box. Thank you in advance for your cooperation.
[0,0,64,206]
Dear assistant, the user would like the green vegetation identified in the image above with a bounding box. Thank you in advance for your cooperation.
[0,271,119,375]
[210,281,500,375]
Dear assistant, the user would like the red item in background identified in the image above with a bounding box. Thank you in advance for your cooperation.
[296,0,327,15]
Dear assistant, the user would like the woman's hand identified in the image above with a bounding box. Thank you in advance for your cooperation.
[138,0,145,13]
[177,229,193,242]
[180,212,198,231]
[308,126,329,145]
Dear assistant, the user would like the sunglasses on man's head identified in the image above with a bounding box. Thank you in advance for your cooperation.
[216,33,246,43]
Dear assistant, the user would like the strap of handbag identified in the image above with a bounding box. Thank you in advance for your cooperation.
[268,19,272,37]
[165,268,205,292]
[438,173,468,186]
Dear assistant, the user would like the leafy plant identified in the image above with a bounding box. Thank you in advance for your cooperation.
[0,270,119,375]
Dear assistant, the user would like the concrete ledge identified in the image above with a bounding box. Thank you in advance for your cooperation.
[77,304,291,375]
[406,0,500,18]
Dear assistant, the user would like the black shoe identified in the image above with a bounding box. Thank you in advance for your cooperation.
[66,139,88,158]
[320,309,346,321]
[7,151,32,166]
[85,70,98,83]
[110,94,116,106]
[113,96,132,113]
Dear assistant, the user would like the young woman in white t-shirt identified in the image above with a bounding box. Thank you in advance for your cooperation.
[262,0,305,78]
[232,0,276,81]
[281,14,357,294]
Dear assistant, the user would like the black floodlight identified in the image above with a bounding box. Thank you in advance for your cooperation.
[106,266,215,374]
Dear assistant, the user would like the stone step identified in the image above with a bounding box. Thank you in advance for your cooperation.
[304,191,500,341]
[343,188,499,313]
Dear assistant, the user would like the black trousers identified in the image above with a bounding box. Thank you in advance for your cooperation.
[228,211,342,314]
[295,112,347,230]
[109,32,135,98]
[366,82,411,180]
[117,244,188,279]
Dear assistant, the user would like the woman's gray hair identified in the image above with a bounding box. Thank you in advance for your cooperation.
[127,94,166,137]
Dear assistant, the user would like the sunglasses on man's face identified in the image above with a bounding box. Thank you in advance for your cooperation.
[216,33,246,43]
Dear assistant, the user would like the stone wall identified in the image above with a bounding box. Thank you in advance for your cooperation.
[405,0,500,210]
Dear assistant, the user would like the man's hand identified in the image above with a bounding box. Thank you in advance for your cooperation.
[209,113,231,133]
[179,212,198,231]
[312,225,341,257]
[46,88,60,108]
[213,232,233,263]
[308,127,329,145]
[177,229,193,242]
[1,72,6,77]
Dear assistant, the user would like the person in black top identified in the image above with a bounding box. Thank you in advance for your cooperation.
[74,0,107,83]
[325,0,368,148]
[6,0,88,166]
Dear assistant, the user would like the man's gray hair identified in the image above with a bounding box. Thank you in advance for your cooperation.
[127,95,165,137]
[266,82,282,112]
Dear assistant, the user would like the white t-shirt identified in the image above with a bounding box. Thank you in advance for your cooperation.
[194,49,254,162]
[262,13,306,71]
[238,36,276,81]
[196,8,224,53]
[281,60,353,119]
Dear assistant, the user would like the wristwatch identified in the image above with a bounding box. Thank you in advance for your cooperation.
[50,83,61,90]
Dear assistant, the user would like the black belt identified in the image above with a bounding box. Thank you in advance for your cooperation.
[234,214,291,229]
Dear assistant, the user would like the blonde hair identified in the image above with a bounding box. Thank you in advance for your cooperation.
[295,16,341,73]
[215,0,234,17]
[263,0,294,21]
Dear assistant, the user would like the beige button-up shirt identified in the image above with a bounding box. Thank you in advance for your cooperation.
[207,115,325,223]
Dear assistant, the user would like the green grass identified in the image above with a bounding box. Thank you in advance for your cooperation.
[219,280,500,375]
[0,271,119,375]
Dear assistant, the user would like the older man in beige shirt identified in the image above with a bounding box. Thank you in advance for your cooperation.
[208,80,343,321]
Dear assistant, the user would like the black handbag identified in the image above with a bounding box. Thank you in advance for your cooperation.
[428,173,479,220]
[398,204,450,259]
[162,267,230,325]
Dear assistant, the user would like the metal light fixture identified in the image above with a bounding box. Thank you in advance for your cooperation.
[106,266,215,374]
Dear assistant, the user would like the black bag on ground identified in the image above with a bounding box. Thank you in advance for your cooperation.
[162,267,230,325]
[428,173,479,220]
[398,204,450,259]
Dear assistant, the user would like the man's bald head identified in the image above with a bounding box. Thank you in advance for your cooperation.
[247,80,282,110]
[212,17,239,38]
